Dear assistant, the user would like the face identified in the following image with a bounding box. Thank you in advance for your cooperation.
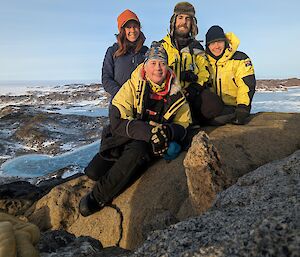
[124,20,140,42]
[144,59,168,85]
[175,14,192,36]
[208,40,226,57]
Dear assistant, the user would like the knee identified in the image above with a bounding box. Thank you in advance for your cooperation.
[126,140,151,161]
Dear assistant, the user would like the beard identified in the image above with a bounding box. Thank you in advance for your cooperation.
[174,26,190,38]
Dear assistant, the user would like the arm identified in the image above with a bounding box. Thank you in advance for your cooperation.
[235,56,256,106]
[194,54,210,86]
[110,79,152,142]
[167,102,192,142]
[101,46,121,97]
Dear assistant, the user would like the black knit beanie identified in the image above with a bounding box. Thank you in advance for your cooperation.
[205,25,226,46]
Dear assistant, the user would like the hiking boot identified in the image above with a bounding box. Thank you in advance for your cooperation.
[79,192,105,217]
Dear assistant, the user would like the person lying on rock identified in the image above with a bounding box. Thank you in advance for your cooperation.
[79,41,192,217]
[205,25,256,125]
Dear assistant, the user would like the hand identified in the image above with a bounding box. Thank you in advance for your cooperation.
[180,70,198,83]
[231,106,250,125]
[184,83,203,102]
[150,124,170,156]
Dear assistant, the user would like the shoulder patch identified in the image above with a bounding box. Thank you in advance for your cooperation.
[245,60,253,67]
[231,51,249,60]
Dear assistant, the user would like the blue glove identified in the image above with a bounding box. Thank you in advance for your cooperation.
[163,141,181,161]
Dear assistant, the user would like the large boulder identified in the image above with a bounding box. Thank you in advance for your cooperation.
[125,149,300,256]
[203,112,300,182]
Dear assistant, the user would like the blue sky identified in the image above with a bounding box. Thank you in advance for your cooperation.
[0,0,299,82]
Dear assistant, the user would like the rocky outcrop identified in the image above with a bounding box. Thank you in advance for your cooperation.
[202,112,300,183]
[1,112,299,252]
[127,150,300,257]
[256,78,300,91]
[26,131,226,250]
[0,106,108,166]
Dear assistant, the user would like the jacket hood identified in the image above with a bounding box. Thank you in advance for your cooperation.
[207,32,240,63]
[163,34,173,47]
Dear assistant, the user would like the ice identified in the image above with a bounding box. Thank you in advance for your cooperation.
[0,140,100,178]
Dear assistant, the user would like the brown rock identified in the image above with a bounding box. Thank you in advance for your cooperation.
[203,112,300,182]
[183,131,228,214]
[25,112,300,250]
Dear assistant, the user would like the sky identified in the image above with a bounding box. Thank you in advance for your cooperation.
[0,0,299,82]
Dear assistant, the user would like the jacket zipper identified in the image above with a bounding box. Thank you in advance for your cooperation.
[215,63,218,95]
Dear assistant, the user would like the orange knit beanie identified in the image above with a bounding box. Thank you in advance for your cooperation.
[117,9,140,32]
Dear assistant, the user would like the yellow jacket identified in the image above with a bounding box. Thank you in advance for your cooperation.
[99,63,191,158]
[206,32,256,107]
[112,63,191,130]
[161,34,210,90]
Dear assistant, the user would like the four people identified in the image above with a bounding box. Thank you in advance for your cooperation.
[205,25,256,125]
[102,9,148,99]
[79,3,256,216]
[79,42,191,217]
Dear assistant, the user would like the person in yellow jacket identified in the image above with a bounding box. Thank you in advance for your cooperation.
[79,42,192,217]
[160,2,223,125]
[205,25,256,125]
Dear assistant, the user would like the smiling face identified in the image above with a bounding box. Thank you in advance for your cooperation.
[124,20,140,42]
[144,59,168,85]
[208,40,226,57]
[175,14,191,37]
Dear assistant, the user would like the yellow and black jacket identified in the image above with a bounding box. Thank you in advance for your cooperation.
[161,34,210,91]
[100,64,192,158]
[206,32,256,107]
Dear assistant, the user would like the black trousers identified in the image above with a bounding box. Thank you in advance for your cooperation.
[84,140,151,204]
[187,88,224,125]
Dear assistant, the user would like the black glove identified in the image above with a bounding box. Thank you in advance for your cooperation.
[150,124,170,156]
[232,105,250,125]
[180,70,198,83]
[185,83,204,103]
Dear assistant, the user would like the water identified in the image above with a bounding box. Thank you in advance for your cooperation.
[0,80,99,95]
[251,87,300,113]
[0,141,100,178]
[0,86,299,179]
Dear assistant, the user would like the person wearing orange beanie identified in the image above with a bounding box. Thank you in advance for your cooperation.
[102,9,148,99]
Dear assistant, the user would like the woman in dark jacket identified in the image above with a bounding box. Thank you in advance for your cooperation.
[102,9,148,99]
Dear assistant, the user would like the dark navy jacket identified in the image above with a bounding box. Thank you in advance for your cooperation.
[101,43,148,98]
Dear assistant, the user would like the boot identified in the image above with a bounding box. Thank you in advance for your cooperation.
[79,192,105,217]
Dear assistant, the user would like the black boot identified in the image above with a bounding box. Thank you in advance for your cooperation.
[79,192,105,217]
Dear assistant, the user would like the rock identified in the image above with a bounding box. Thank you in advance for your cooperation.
[6,113,300,251]
[37,230,105,257]
[203,112,300,183]
[26,133,227,250]
[0,106,108,166]
[183,131,228,214]
[0,174,83,216]
[0,181,43,216]
[126,150,300,257]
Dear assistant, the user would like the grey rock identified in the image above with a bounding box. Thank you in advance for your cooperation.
[38,230,131,257]
[126,150,300,257]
